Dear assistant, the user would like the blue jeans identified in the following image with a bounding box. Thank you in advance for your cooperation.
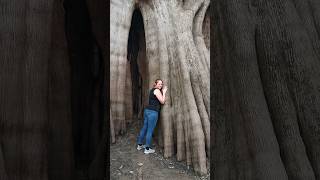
[137,109,159,147]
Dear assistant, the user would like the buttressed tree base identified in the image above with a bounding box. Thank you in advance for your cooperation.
[110,0,210,175]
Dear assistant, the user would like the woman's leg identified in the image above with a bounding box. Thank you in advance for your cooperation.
[145,110,158,148]
[137,109,148,145]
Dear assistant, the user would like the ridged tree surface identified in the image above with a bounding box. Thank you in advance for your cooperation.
[0,1,74,179]
[212,0,320,179]
[110,0,210,175]
[0,0,106,179]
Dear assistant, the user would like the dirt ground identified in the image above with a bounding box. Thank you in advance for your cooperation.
[110,121,210,180]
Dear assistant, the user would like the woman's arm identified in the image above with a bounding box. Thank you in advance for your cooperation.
[154,87,167,104]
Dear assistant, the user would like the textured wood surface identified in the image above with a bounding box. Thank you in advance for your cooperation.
[110,0,210,175]
[212,0,320,179]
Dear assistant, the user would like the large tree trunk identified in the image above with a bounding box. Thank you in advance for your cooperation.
[48,1,75,179]
[0,1,74,179]
[212,0,320,179]
[110,0,210,175]
[110,0,136,140]
[0,0,106,179]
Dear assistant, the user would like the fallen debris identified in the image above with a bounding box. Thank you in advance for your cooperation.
[138,162,143,166]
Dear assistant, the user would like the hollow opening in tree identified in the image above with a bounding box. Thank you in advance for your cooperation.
[126,8,149,128]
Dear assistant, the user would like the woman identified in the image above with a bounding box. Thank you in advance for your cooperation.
[137,79,167,154]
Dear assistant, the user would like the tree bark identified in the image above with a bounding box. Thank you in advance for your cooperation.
[213,0,320,179]
[0,0,74,179]
[0,0,106,179]
[110,0,136,141]
[110,0,210,175]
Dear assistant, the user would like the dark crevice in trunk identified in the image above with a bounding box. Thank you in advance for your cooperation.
[63,0,105,179]
[127,8,147,120]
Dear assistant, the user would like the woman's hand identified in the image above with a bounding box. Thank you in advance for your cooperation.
[162,86,168,93]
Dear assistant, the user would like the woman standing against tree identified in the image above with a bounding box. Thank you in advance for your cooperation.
[137,79,167,154]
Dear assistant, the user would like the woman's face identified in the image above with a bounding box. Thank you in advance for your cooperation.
[155,80,163,89]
